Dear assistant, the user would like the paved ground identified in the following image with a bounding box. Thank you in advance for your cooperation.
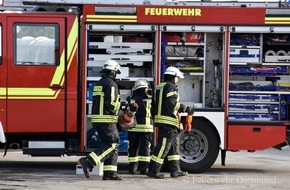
[0,148,290,190]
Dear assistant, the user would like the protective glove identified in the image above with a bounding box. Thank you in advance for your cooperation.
[186,106,195,115]
[185,114,192,133]
[120,101,128,111]
[129,102,138,112]
[178,104,187,113]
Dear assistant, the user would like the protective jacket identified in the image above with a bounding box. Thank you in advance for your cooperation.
[91,76,120,124]
[127,91,153,133]
[154,81,181,129]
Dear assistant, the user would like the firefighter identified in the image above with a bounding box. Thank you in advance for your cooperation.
[79,60,123,180]
[127,79,153,175]
[147,66,188,179]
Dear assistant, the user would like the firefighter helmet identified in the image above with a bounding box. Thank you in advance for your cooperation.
[164,66,184,79]
[103,60,122,74]
[133,79,149,90]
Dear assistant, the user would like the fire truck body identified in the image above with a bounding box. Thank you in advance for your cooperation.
[0,0,290,173]
[0,9,79,154]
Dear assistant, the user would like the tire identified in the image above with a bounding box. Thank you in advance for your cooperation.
[179,119,220,173]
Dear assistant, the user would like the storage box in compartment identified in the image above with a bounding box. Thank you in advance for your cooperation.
[87,82,96,101]
[228,113,279,121]
[116,67,129,79]
[104,35,122,42]
[118,130,128,152]
[119,139,129,152]
[229,104,279,111]
[229,66,288,75]
[129,67,151,77]
[229,94,279,102]
[265,55,290,62]
[120,90,132,101]
[230,48,260,63]
[87,103,92,115]
[87,67,102,77]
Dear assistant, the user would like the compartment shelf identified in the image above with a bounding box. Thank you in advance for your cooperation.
[166,42,205,46]
[86,29,155,119]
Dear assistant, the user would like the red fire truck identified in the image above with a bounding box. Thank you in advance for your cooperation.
[0,0,290,173]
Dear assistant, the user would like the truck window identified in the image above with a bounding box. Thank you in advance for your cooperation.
[14,24,59,65]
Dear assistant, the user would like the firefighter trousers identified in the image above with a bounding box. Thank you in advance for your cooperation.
[87,123,120,176]
[148,125,181,174]
[128,131,152,173]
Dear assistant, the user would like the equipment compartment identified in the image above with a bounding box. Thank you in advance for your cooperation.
[228,31,290,122]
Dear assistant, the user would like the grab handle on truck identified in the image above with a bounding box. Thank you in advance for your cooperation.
[49,84,64,90]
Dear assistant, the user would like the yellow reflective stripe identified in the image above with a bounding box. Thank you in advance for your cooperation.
[103,165,117,171]
[167,91,177,97]
[0,89,5,99]
[93,85,104,115]
[174,94,180,113]
[53,19,78,99]
[87,15,137,19]
[157,87,163,115]
[100,92,104,115]
[89,152,101,165]
[167,155,180,161]
[93,91,104,96]
[151,155,163,164]
[158,138,167,159]
[138,156,150,162]
[115,95,121,111]
[91,115,118,123]
[51,17,78,86]
[0,88,5,94]
[109,87,120,112]
[8,88,55,97]
[128,125,153,132]
[128,156,139,163]
[91,115,118,119]
[154,115,179,127]
[2,17,78,100]
[99,143,117,160]
[145,100,151,118]
[110,86,116,107]
[86,15,137,23]
[156,83,167,116]
[145,100,152,127]
[155,115,178,123]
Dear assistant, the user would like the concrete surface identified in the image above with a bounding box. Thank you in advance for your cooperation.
[0,148,290,190]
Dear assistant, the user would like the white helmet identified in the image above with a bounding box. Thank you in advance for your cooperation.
[103,60,122,74]
[133,79,149,90]
[164,66,184,79]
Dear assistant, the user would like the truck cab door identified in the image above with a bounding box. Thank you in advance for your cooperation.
[6,16,69,133]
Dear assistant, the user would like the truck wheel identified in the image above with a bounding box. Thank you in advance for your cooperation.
[179,119,219,173]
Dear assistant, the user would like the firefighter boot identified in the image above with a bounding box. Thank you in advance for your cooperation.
[170,171,188,178]
[79,157,93,179]
[138,161,148,175]
[128,162,138,174]
[102,172,123,180]
[146,170,165,179]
